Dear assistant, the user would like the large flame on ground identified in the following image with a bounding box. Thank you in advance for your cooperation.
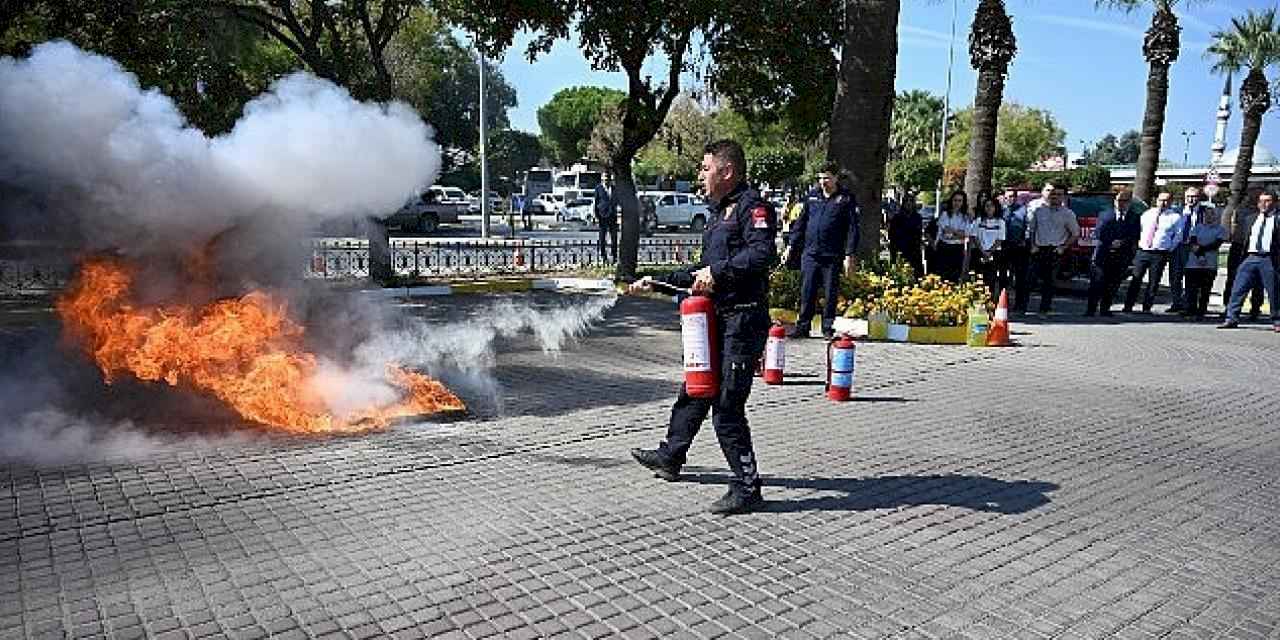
[56,257,464,433]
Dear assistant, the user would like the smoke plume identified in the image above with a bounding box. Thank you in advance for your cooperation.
[0,40,440,265]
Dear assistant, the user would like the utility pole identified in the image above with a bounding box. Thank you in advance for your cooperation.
[478,46,491,239]
[1180,130,1196,166]
[935,0,958,210]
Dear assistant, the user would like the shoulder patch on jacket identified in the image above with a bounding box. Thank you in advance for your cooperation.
[752,206,770,229]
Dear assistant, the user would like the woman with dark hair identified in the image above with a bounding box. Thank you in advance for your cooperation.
[932,189,970,282]
[970,191,1007,300]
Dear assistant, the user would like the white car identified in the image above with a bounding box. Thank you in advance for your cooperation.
[467,190,505,214]
[426,185,469,206]
[562,197,595,224]
[646,191,708,231]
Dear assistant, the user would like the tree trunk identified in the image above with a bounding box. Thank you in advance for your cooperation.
[614,157,641,279]
[1132,62,1170,204]
[964,68,1004,207]
[828,0,900,263]
[1226,113,1263,216]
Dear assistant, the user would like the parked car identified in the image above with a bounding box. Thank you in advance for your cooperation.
[383,191,463,233]
[1058,191,1147,281]
[467,190,505,214]
[535,192,568,216]
[562,197,594,224]
[426,185,469,206]
[646,191,708,231]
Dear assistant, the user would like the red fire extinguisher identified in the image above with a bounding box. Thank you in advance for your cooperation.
[680,294,718,398]
[762,323,785,385]
[825,334,856,401]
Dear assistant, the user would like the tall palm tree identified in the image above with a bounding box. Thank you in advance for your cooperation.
[891,90,946,160]
[1207,8,1280,217]
[829,0,901,262]
[1097,0,1189,204]
[963,0,1016,205]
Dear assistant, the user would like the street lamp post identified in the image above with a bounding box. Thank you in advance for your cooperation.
[478,45,491,239]
[935,0,958,209]
[1180,130,1196,166]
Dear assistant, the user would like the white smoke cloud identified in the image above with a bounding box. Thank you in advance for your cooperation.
[312,294,619,418]
[0,40,440,249]
[0,409,252,466]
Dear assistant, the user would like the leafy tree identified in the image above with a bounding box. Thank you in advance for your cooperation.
[214,0,419,101]
[746,148,806,188]
[1086,130,1142,164]
[964,0,1017,205]
[2,0,296,134]
[888,157,944,194]
[485,130,545,187]
[891,90,945,161]
[946,103,1066,173]
[387,10,516,162]
[1096,0,1198,203]
[537,86,626,166]
[630,95,715,181]
[442,1,716,279]
[1069,164,1113,191]
[1206,8,1280,217]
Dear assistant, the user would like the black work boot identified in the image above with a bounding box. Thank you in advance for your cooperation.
[630,448,680,481]
[708,485,763,515]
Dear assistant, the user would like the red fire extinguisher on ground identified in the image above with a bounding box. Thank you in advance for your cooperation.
[825,334,856,401]
[762,323,785,385]
[680,294,718,398]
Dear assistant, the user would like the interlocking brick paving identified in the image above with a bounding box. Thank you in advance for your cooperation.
[2,294,1278,639]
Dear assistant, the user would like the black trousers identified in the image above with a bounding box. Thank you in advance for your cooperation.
[1124,249,1170,312]
[1182,269,1215,317]
[975,251,1006,302]
[935,243,965,283]
[1005,245,1031,311]
[1030,249,1061,312]
[597,219,618,263]
[1087,253,1129,314]
[797,257,841,333]
[521,206,533,230]
[1223,242,1264,316]
[658,308,769,494]
[889,242,924,278]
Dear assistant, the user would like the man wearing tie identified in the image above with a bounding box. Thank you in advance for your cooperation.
[594,173,618,264]
[1222,185,1266,321]
[1124,191,1183,314]
[1086,190,1141,316]
[1167,187,1208,314]
[1218,189,1280,331]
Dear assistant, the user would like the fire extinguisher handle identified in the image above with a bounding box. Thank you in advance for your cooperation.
[649,280,692,296]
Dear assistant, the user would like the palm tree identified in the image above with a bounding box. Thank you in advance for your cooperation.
[1097,0,1189,204]
[829,0,901,262]
[963,0,1017,206]
[891,90,946,161]
[1207,9,1280,217]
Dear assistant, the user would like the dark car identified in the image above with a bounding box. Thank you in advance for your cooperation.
[383,191,463,234]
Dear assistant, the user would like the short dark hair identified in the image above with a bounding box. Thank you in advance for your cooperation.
[818,160,841,176]
[704,139,746,178]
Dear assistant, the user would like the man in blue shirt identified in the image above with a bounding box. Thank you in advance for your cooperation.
[782,161,860,339]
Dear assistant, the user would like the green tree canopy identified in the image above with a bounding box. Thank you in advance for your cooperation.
[1085,130,1141,164]
[537,86,626,166]
[888,157,944,194]
[946,102,1066,173]
[891,90,946,161]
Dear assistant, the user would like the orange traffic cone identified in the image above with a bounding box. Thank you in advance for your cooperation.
[986,289,1011,346]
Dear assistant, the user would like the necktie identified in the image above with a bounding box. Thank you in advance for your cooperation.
[1258,215,1269,253]
[1142,212,1159,249]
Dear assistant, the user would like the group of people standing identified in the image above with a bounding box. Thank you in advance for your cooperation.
[883,179,1279,329]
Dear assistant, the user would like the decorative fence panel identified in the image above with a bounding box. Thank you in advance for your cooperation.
[308,237,703,280]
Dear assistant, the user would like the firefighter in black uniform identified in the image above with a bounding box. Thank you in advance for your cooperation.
[627,139,777,515]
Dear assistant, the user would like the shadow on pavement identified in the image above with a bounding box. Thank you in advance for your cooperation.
[682,472,1058,514]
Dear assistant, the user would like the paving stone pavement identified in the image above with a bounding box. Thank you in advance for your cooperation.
[2,293,1279,640]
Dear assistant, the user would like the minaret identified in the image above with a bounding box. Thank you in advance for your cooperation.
[1211,70,1232,166]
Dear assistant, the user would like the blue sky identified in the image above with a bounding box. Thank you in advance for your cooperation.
[492,0,1279,166]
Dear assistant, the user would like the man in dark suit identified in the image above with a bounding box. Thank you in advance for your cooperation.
[1219,189,1280,331]
[888,193,925,277]
[1222,185,1265,320]
[594,174,618,263]
[1086,190,1141,317]
[782,161,859,339]
[1167,187,1209,313]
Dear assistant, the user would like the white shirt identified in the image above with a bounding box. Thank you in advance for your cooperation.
[936,212,971,245]
[1247,210,1277,253]
[1138,207,1184,251]
[1027,205,1080,248]
[970,218,1006,252]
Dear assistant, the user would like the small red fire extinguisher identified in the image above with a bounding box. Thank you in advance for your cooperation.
[825,334,856,401]
[680,294,718,398]
[762,323,785,385]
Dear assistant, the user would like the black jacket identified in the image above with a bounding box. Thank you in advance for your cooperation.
[1232,207,1280,268]
[1092,206,1141,264]
[661,182,778,308]
[788,187,859,261]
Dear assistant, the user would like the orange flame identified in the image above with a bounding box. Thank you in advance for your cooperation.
[56,257,464,433]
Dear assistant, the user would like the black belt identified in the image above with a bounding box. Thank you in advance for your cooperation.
[1140,248,1171,254]
[1248,252,1272,257]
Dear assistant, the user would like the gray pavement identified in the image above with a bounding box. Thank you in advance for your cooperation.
[2,293,1280,639]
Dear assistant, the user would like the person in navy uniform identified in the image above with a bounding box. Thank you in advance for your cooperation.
[594,174,618,263]
[1085,190,1141,316]
[626,139,778,515]
[781,161,859,339]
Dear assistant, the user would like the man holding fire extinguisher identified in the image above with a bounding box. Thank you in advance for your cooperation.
[626,139,778,515]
